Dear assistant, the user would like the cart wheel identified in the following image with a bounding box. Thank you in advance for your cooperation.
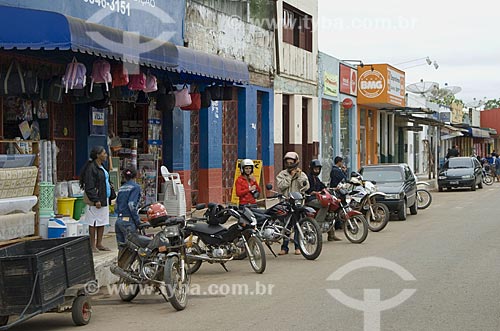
[72,296,92,326]
[0,315,8,327]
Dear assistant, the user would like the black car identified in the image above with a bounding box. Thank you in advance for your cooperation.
[437,157,483,192]
[359,163,418,221]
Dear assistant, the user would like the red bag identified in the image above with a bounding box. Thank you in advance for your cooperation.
[128,73,146,91]
[181,93,201,111]
[111,63,129,87]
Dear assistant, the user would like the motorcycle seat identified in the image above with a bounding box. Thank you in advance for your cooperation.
[249,208,271,223]
[188,222,226,235]
[128,233,153,248]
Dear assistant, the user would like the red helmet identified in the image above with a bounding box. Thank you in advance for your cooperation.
[147,203,168,227]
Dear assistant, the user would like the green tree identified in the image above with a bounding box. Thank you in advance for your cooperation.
[484,99,500,110]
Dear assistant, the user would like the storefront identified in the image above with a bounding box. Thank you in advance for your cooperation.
[317,52,340,182]
[339,63,358,173]
[357,64,405,166]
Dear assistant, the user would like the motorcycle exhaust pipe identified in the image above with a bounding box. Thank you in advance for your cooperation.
[186,253,233,263]
[110,265,139,283]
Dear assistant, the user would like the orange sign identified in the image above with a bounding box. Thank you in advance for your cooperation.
[357,64,405,107]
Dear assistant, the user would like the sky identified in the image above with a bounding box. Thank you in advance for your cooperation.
[317,0,500,104]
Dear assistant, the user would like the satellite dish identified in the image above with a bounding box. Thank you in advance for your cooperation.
[406,81,439,94]
[443,86,462,95]
[465,99,485,108]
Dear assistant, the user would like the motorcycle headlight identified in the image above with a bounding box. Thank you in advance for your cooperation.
[294,199,304,208]
[385,193,401,200]
[163,225,180,237]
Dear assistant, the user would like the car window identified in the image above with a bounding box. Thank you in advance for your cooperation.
[445,158,473,169]
[361,167,403,183]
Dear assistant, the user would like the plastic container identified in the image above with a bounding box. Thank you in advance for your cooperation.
[48,218,67,238]
[39,182,55,212]
[73,197,86,220]
[57,197,76,217]
[39,215,52,239]
[64,219,79,237]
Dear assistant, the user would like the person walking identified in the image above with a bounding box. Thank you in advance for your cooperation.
[114,168,141,249]
[79,146,116,253]
[235,159,261,206]
[276,151,310,255]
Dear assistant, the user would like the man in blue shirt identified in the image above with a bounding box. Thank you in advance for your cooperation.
[115,168,142,248]
[329,156,348,188]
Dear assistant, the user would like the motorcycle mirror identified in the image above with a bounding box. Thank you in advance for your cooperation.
[266,183,273,190]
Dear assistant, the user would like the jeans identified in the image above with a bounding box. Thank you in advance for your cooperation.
[115,217,137,246]
[281,225,299,252]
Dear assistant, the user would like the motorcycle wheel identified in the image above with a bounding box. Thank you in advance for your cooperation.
[164,256,190,311]
[366,203,390,232]
[118,259,140,302]
[344,215,368,243]
[186,243,203,275]
[483,174,494,186]
[246,236,266,274]
[416,189,432,209]
[297,217,322,260]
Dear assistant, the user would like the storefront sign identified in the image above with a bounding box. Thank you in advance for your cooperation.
[342,98,353,109]
[357,64,405,107]
[339,64,357,96]
[90,107,106,136]
[323,72,339,97]
[0,0,184,45]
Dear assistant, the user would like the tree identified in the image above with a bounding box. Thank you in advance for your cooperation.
[484,99,500,110]
[428,88,464,107]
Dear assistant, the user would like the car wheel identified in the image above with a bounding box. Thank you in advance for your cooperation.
[398,200,407,221]
[409,200,418,215]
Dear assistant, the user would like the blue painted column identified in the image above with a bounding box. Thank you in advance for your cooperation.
[75,104,107,175]
[198,102,223,203]
[260,88,275,188]
[238,86,257,159]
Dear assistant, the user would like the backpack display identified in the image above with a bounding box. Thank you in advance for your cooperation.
[128,73,146,91]
[90,59,112,92]
[143,73,158,93]
[1,60,26,96]
[62,57,87,93]
[111,63,129,87]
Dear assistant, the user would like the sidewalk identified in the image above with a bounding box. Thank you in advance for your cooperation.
[92,232,120,288]
[415,173,438,190]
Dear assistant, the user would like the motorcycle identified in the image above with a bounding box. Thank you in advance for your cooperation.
[312,185,369,243]
[416,181,433,209]
[111,205,190,311]
[251,184,322,260]
[184,203,266,274]
[345,175,390,232]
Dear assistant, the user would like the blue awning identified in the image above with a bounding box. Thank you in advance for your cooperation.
[0,5,178,69]
[0,5,249,83]
[177,46,249,84]
[468,127,490,138]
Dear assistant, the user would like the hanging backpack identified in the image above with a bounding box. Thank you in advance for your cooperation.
[90,59,112,92]
[111,63,129,87]
[2,60,26,96]
[61,57,87,93]
[143,73,158,93]
[128,73,146,91]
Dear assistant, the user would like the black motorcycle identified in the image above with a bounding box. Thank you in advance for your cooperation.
[251,184,323,260]
[111,209,190,311]
[185,203,266,274]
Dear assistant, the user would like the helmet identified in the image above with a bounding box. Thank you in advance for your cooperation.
[283,151,299,169]
[240,159,254,174]
[310,159,322,169]
[147,203,168,227]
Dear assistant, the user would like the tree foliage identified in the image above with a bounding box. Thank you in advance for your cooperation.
[484,99,500,110]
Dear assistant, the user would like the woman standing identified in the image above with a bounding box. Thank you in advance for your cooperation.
[79,146,115,253]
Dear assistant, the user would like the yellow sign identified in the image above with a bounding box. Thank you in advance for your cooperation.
[230,159,263,205]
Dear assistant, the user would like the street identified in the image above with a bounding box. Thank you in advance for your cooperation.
[8,185,500,331]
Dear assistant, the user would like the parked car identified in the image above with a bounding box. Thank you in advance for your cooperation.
[359,163,418,221]
[437,156,483,192]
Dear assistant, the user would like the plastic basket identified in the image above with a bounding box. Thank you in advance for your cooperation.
[39,182,55,211]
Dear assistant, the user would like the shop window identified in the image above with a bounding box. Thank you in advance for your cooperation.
[283,4,313,52]
[51,99,75,181]
[321,99,334,182]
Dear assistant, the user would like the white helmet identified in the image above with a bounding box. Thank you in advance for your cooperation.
[240,159,254,173]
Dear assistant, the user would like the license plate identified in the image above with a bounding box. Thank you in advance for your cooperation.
[450,181,459,185]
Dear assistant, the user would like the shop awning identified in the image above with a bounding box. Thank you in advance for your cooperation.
[468,127,491,138]
[177,46,249,84]
[0,5,178,70]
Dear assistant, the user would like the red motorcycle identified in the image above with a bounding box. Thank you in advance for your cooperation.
[311,187,369,243]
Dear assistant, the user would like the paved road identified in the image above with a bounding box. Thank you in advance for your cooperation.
[8,185,500,330]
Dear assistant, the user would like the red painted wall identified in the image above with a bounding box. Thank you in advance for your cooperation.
[481,108,500,136]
